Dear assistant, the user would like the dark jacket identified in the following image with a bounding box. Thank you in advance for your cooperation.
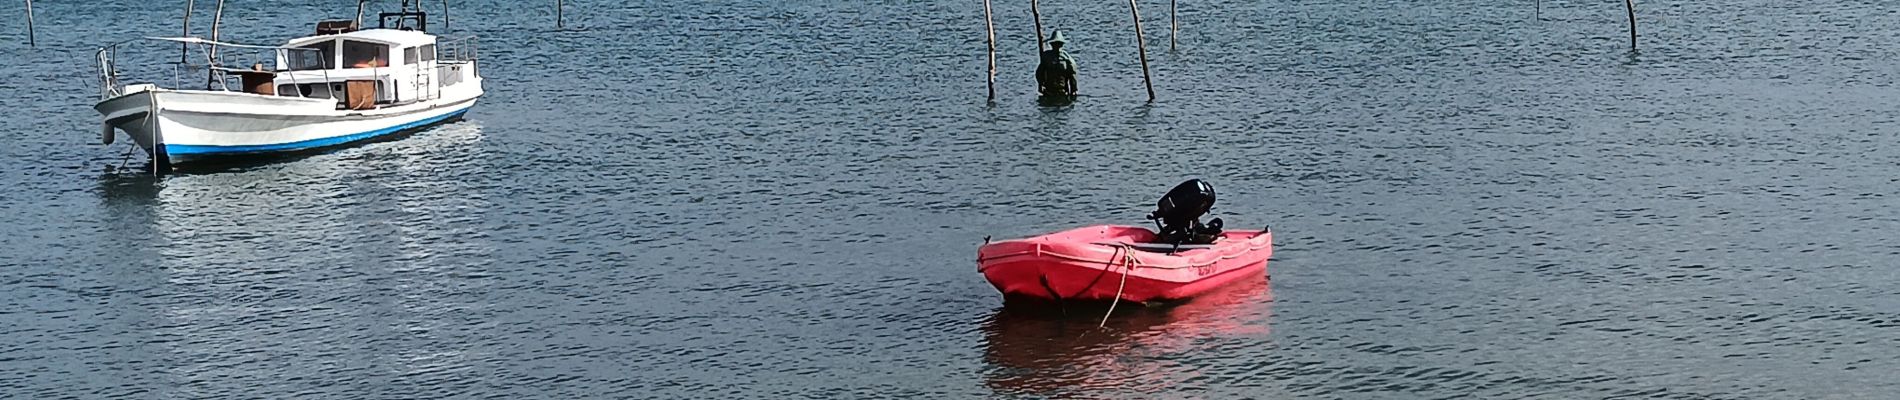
[1036,48,1077,96]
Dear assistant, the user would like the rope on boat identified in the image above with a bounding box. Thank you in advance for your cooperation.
[1101,243,1143,328]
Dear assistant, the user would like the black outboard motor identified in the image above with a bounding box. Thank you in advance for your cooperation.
[1148,179,1225,245]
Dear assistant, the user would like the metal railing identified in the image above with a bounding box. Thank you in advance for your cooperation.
[95,44,122,99]
[434,36,479,92]
[438,35,479,64]
[94,37,333,101]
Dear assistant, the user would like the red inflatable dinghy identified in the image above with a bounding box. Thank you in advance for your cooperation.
[977,225,1271,304]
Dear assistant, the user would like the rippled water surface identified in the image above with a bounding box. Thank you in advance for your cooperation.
[7,0,1900,398]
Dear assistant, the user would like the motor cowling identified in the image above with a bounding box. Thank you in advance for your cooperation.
[1148,179,1224,245]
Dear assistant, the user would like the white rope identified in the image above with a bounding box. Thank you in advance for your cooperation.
[1100,244,1141,328]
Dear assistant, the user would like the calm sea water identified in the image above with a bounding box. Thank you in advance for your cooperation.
[7,0,1900,398]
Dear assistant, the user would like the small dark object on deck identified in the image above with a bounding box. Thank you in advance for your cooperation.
[1148,179,1223,245]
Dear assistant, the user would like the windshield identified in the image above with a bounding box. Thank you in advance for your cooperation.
[285,42,334,70]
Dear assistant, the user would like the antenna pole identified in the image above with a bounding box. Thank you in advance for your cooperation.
[441,0,450,33]
[556,0,565,30]
[354,0,367,28]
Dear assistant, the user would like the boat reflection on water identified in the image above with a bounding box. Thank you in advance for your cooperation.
[84,120,495,394]
[980,272,1272,398]
[96,170,164,209]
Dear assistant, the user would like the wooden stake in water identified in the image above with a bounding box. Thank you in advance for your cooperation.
[181,0,194,62]
[1030,0,1045,52]
[1170,0,1177,51]
[556,0,565,29]
[210,0,224,52]
[206,0,224,90]
[985,0,997,101]
[24,0,35,47]
[1624,0,1638,50]
[1535,0,1540,21]
[1129,0,1155,102]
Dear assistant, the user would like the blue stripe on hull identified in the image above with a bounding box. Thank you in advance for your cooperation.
[164,107,471,156]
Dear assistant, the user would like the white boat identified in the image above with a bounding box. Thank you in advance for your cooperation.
[93,10,482,170]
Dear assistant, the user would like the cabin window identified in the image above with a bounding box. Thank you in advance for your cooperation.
[403,47,419,65]
[286,42,334,70]
[420,44,436,62]
[341,40,390,68]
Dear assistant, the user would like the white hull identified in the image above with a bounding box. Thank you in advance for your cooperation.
[95,81,482,164]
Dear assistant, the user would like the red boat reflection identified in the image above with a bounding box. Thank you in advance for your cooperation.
[980,273,1272,398]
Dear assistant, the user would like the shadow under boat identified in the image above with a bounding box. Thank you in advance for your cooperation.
[979,274,1272,397]
[96,168,164,206]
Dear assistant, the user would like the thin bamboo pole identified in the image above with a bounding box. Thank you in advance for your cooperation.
[182,0,194,61]
[1129,0,1154,102]
[207,0,223,90]
[985,0,997,101]
[1624,0,1638,50]
[1030,0,1045,51]
[25,0,35,47]
[210,0,223,52]
[1170,0,1177,51]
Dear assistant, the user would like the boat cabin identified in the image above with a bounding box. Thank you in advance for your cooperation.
[262,20,471,110]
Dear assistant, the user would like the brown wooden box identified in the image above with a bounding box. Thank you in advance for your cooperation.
[345,80,377,110]
[235,71,276,95]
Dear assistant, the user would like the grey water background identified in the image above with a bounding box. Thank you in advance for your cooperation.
[5,0,1900,398]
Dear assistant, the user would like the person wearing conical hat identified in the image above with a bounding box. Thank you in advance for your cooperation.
[1037,30,1078,97]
